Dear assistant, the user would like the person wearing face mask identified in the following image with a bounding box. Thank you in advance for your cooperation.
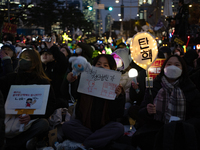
[0,48,56,150]
[0,43,19,77]
[15,42,26,57]
[172,46,184,57]
[132,55,200,150]
[61,54,125,149]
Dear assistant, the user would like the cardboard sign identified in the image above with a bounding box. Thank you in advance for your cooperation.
[116,38,123,45]
[130,32,158,70]
[85,37,96,44]
[5,85,50,115]
[2,22,17,34]
[148,58,165,79]
[174,38,184,46]
[78,67,121,100]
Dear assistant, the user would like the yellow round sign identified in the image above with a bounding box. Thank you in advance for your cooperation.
[130,32,158,70]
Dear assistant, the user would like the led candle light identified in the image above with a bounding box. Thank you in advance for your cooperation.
[130,32,158,70]
[128,68,139,93]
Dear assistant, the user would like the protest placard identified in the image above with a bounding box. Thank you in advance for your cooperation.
[130,32,158,70]
[148,58,165,79]
[78,67,121,100]
[5,85,50,115]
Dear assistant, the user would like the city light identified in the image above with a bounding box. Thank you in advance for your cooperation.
[115,0,119,3]
[88,6,93,11]
[108,7,113,11]
[189,5,192,7]
[119,19,122,21]
[137,14,139,17]
[118,14,121,16]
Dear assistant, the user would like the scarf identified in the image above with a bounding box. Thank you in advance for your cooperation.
[153,76,186,124]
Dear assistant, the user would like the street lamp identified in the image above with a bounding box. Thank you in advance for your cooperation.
[115,0,119,3]
[119,19,122,21]
[118,14,121,16]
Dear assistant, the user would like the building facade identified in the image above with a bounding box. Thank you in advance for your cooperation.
[105,13,112,32]
[138,0,153,21]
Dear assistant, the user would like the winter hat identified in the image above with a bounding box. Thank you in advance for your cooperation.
[1,43,16,53]
[111,48,131,71]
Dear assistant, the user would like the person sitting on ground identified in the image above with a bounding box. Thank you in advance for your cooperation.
[61,54,125,149]
[0,48,56,150]
[132,55,200,150]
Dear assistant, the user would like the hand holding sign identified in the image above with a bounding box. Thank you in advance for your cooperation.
[130,32,158,70]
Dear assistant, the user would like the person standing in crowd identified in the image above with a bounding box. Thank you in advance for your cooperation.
[60,47,71,60]
[40,39,68,108]
[61,54,125,149]
[132,55,200,150]
[0,43,18,77]
[0,48,56,150]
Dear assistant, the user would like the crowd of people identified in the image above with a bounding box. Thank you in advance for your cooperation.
[1,32,200,150]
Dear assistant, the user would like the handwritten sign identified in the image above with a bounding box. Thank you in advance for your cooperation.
[2,22,17,34]
[148,58,165,79]
[78,67,121,100]
[130,32,158,70]
[85,37,97,44]
[174,38,184,46]
[5,85,50,115]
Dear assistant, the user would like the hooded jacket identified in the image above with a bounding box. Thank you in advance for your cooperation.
[111,48,132,102]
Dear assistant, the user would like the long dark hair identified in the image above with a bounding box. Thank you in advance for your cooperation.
[158,55,187,83]
[93,54,117,70]
[19,48,51,81]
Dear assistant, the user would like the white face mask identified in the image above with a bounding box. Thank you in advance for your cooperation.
[174,52,180,56]
[41,44,45,49]
[75,48,82,54]
[164,65,182,79]
[115,58,123,68]
[15,46,22,53]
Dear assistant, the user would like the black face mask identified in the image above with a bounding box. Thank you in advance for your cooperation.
[19,59,32,71]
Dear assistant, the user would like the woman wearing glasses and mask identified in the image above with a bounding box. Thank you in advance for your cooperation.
[0,48,56,150]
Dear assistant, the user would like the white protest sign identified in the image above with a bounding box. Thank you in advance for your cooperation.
[78,66,121,100]
[5,85,50,115]
[130,32,158,70]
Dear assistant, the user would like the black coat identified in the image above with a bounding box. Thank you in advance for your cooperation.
[0,58,19,77]
[0,90,5,148]
[0,72,56,120]
[61,76,125,132]
[190,69,200,93]
[42,45,68,99]
[139,75,200,123]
